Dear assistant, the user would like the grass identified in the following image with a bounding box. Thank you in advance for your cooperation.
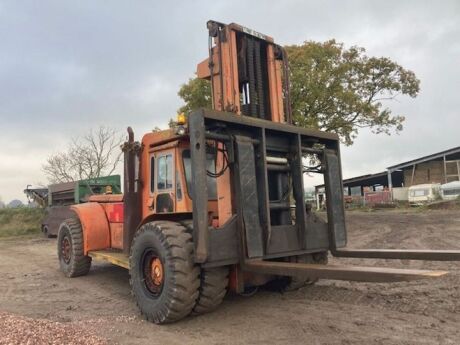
[0,208,44,238]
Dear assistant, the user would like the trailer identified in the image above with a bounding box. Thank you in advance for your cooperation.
[41,175,121,237]
[23,186,48,208]
[440,181,460,201]
[408,183,441,205]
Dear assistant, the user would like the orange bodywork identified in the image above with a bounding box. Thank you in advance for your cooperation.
[140,130,193,219]
[72,195,124,254]
[138,130,219,220]
[267,44,285,123]
[102,203,124,249]
[70,203,111,255]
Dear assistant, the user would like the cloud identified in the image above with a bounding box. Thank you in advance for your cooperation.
[0,0,458,202]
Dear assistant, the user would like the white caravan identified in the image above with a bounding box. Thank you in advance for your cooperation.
[408,183,441,205]
[440,181,460,201]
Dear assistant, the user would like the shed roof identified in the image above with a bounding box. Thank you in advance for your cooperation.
[387,146,460,171]
[315,171,388,189]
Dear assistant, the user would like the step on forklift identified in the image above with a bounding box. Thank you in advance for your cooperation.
[57,20,460,324]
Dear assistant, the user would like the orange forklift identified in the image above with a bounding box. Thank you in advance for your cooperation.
[58,20,460,324]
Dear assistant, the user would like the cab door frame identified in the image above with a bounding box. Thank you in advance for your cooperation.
[153,149,176,214]
[148,152,156,212]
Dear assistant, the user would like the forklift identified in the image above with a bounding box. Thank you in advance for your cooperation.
[57,20,460,324]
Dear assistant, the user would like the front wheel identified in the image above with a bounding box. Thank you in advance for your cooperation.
[193,267,229,315]
[57,218,91,277]
[129,221,200,324]
[284,252,328,291]
[265,252,328,292]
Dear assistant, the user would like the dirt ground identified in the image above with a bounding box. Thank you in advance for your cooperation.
[1,209,459,345]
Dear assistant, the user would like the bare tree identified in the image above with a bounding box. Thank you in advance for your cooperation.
[43,126,124,183]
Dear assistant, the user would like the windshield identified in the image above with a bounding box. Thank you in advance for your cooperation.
[182,150,217,200]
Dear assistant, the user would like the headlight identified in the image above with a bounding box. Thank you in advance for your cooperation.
[176,125,186,136]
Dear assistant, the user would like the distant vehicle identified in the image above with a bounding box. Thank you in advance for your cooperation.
[26,175,122,237]
[24,186,48,207]
[408,183,441,205]
[440,181,460,201]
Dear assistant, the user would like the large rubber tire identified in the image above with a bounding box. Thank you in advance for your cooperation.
[284,252,328,291]
[179,219,230,315]
[57,218,92,277]
[129,221,200,324]
[42,225,52,238]
[193,267,229,315]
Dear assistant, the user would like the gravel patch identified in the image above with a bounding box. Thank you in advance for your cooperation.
[0,312,108,345]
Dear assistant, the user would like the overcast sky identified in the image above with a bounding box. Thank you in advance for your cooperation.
[0,0,459,203]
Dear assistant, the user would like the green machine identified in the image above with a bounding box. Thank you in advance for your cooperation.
[42,175,121,237]
[48,175,121,206]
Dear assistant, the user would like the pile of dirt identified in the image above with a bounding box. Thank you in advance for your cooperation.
[0,311,107,345]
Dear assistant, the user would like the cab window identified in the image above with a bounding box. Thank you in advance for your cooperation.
[182,149,217,200]
[157,154,173,190]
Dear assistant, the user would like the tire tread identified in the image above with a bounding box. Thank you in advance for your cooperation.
[129,221,200,324]
[58,217,91,278]
[193,267,229,315]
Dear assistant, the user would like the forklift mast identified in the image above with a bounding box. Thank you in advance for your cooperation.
[196,21,295,229]
[197,20,290,123]
[183,21,345,265]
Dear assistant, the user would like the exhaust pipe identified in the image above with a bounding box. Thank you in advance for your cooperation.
[122,127,142,254]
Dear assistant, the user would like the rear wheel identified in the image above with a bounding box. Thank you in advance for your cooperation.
[42,225,52,238]
[193,267,229,315]
[267,252,328,292]
[57,218,91,277]
[129,221,200,324]
[179,220,230,315]
[284,252,326,291]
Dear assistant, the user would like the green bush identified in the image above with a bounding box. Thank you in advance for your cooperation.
[0,207,44,238]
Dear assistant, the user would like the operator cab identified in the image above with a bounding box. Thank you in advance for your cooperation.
[140,129,218,223]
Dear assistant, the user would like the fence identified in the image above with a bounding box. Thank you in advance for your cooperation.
[392,187,409,201]
[317,189,405,210]
[363,190,392,206]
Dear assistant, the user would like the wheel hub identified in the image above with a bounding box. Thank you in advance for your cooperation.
[143,252,164,296]
[151,258,164,286]
[61,237,71,264]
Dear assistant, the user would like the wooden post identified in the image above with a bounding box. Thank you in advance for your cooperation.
[387,170,393,201]
[411,164,416,186]
[443,155,447,183]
